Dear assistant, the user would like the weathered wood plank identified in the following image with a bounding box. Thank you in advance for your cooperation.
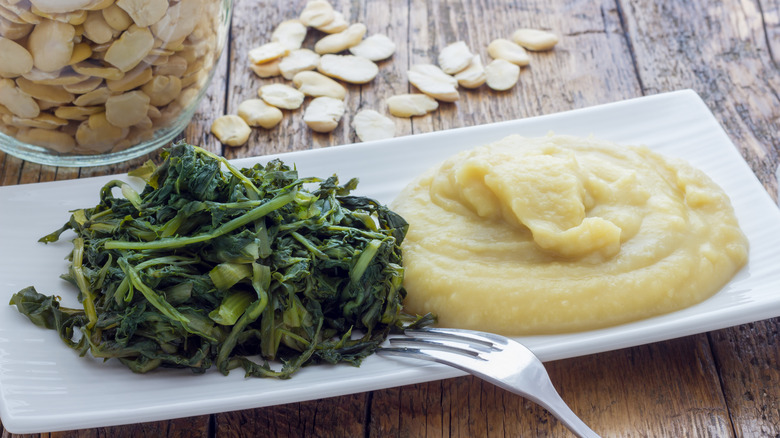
[619,0,780,199]
[1,416,210,438]
[215,393,368,438]
[710,321,780,438]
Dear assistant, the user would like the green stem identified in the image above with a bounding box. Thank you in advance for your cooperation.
[104,190,297,250]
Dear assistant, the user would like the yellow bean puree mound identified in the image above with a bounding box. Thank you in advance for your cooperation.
[392,134,748,335]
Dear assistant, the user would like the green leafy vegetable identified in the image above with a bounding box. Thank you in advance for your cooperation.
[10,142,432,378]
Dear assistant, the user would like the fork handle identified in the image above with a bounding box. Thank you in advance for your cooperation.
[498,376,601,438]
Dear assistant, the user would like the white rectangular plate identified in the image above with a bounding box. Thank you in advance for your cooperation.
[1,90,779,433]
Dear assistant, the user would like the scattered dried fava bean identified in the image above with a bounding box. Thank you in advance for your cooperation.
[487,38,530,66]
[210,115,251,146]
[303,96,345,133]
[437,41,473,75]
[248,41,290,65]
[511,28,559,51]
[271,19,307,50]
[348,34,396,61]
[258,83,305,110]
[292,70,347,99]
[249,58,282,78]
[314,23,367,54]
[315,10,348,34]
[279,48,321,80]
[0,37,33,77]
[299,0,335,28]
[317,54,378,84]
[237,98,283,129]
[485,59,520,91]
[386,94,439,117]
[352,109,395,142]
[409,64,458,87]
[407,70,459,102]
[454,54,486,88]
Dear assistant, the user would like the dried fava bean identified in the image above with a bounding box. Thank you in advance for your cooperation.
[407,69,459,102]
[437,41,473,74]
[409,64,457,87]
[68,43,93,65]
[0,37,33,77]
[116,0,168,27]
[104,25,154,72]
[16,127,75,153]
[386,93,438,117]
[141,75,182,106]
[248,42,290,65]
[292,70,346,99]
[317,54,378,84]
[314,23,366,54]
[72,60,124,80]
[352,109,395,142]
[29,0,96,14]
[106,64,153,92]
[27,19,76,73]
[485,58,520,91]
[249,58,282,78]
[6,113,68,129]
[299,0,335,28]
[0,79,40,118]
[82,11,114,44]
[279,48,320,80]
[0,16,33,40]
[315,11,347,34]
[102,4,133,31]
[76,112,127,152]
[454,54,486,88]
[487,38,530,66]
[303,96,345,133]
[73,86,111,106]
[55,105,102,120]
[512,28,558,51]
[63,76,103,94]
[210,114,251,147]
[348,34,396,61]
[15,77,75,104]
[154,55,187,77]
[151,0,202,44]
[105,90,150,128]
[258,83,305,110]
[271,19,307,50]
[237,98,283,129]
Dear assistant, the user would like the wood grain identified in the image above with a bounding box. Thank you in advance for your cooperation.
[1,0,779,437]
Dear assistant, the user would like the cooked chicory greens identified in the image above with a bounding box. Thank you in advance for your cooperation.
[10,142,430,378]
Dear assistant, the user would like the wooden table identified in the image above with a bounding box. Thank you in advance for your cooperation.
[2,0,779,436]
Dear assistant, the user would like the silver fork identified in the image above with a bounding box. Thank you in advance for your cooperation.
[377,327,600,438]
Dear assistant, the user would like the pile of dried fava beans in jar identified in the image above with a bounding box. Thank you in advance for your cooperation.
[0,0,223,156]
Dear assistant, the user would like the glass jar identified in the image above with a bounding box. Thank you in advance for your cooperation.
[0,0,232,167]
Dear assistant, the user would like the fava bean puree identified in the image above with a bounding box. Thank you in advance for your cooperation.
[392,135,748,335]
